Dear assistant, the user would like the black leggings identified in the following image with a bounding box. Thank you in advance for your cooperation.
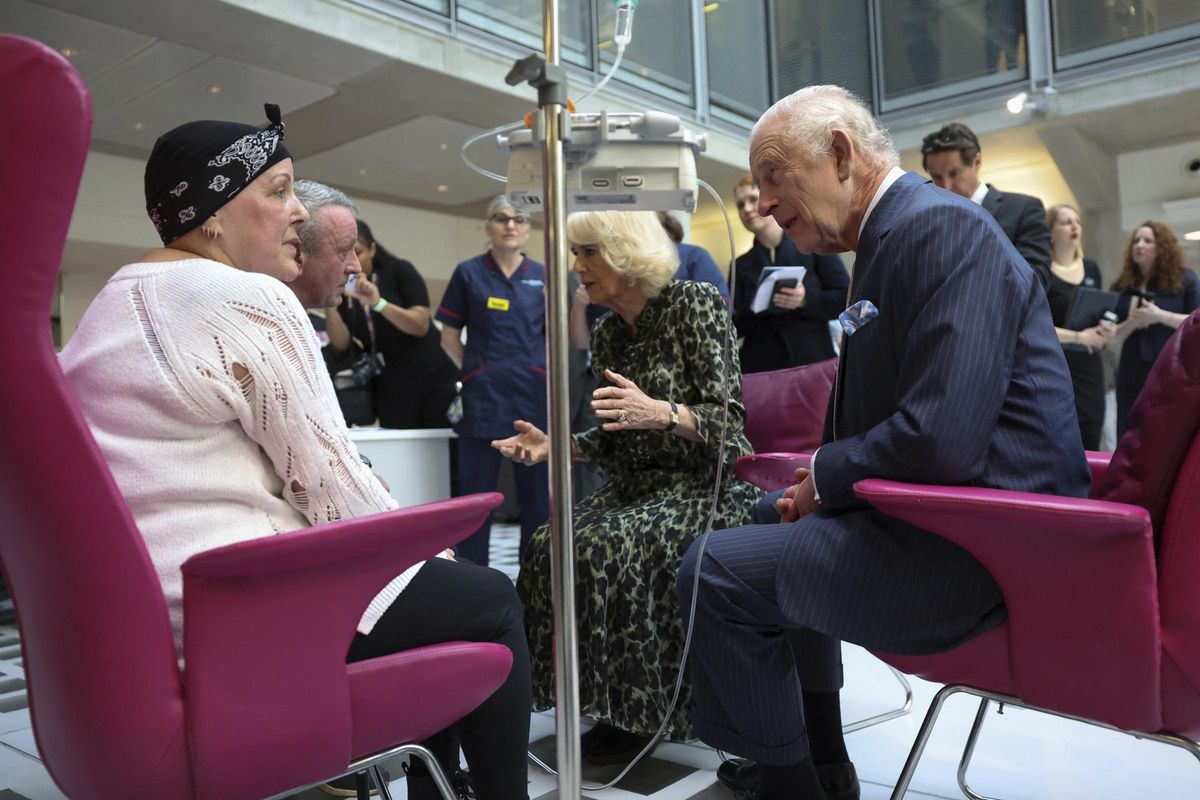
[347,557,531,800]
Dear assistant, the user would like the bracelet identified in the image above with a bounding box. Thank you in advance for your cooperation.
[664,401,679,432]
[372,297,388,314]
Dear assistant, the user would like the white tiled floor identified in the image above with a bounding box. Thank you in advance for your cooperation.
[1,530,1197,799]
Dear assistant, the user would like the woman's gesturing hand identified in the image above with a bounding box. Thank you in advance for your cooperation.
[491,419,550,465]
[592,368,667,431]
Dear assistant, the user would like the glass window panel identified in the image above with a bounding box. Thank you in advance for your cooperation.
[876,0,1026,107]
[772,0,873,111]
[1053,0,1200,67]
[457,0,592,69]
[705,0,771,119]
[598,0,694,106]
[405,0,449,15]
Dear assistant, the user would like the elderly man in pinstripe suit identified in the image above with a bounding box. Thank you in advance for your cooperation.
[678,86,1090,800]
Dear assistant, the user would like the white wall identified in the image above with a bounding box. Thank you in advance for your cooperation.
[58,149,534,342]
[1117,139,1200,234]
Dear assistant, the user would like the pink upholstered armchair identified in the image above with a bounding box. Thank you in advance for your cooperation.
[0,34,512,800]
[855,311,1200,798]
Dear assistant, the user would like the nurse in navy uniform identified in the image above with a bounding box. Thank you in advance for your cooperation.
[436,196,549,566]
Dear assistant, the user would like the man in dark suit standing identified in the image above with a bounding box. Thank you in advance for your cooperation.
[678,86,1090,800]
[921,121,1052,288]
[732,174,851,373]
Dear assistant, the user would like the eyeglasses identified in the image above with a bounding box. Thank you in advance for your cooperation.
[491,214,530,226]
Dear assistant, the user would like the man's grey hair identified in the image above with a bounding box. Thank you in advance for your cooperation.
[294,179,358,253]
[753,85,899,171]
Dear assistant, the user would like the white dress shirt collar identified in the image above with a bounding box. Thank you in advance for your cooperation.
[858,165,906,239]
[969,181,989,206]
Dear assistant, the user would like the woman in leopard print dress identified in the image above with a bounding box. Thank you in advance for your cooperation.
[493,210,761,757]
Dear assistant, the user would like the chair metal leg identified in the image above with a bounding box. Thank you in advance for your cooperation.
[370,763,395,800]
[843,664,914,733]
[889,683,965,799]
[263,742,456,800]
[890,683,1200,800]
[956,697,1001,800]
[355,770,372,800]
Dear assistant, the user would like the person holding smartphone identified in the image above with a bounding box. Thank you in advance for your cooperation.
[731,174,851,373]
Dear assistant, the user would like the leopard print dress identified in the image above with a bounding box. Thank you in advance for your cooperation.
[517,280,762,738]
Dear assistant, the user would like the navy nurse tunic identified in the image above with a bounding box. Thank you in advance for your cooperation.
[436,252,548,438]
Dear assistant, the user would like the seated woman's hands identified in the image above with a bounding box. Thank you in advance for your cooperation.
[492,420,550,465]
[592,369,669,431]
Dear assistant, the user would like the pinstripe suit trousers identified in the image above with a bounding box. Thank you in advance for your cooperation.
[677,505,1004,765]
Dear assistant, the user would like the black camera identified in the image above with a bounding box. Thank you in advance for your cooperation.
[350,352,384,387]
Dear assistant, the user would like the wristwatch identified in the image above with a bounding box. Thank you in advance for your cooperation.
[664,401,679,432]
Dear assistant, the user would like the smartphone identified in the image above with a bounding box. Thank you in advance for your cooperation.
[346,274,358,293]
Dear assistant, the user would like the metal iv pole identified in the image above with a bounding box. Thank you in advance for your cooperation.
[502,0,581,798]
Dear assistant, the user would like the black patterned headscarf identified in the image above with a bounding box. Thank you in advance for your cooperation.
[144,103,291,245]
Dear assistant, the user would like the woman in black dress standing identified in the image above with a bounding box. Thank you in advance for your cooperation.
[1110,220,1199,437]
[1044,204,1112,449]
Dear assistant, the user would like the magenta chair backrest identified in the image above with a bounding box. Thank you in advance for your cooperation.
[742,359,837,453]
[1109,310,1200,736]
[1096,310,1200,542]
[1159,433,1200,737]
[0,36,191,798]
[1094,310,1200,736]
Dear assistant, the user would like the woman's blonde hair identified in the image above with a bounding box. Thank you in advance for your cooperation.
[567,210,679,297]
[1046,203,1084,264]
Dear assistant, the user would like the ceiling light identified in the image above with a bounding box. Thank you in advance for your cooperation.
[1005,86,1057,117]
[58,47,78,58]
[437,184,449,192]
[357,168,369,176]
[439,143,449,151]
[1185,230,1200,241]
[206,85,223,94]
[131,122,145,131]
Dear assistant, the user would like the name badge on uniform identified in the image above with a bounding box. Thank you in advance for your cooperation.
[487,297,510,311]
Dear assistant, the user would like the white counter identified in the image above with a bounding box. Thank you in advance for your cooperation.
[347,427,456,508]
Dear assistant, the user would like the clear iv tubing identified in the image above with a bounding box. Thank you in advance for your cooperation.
[526,178,741,789]
[459,0,635,183]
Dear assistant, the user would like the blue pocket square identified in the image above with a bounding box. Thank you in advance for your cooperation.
[839,299,879,337]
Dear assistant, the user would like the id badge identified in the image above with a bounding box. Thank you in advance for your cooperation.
[487,296,510,311]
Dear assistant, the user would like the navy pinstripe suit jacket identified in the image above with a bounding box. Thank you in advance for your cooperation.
[815,172,1091,509]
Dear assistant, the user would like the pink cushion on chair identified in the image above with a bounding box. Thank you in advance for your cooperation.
[741,359,836,454]
[1095,311,1200,540]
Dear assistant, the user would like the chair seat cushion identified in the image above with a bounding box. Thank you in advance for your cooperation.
[876,625,1016,697]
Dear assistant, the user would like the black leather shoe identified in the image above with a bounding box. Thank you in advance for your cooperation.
[715,759,859,800]
[816,762,859,800]
[716,758,759,797]
[580,723,657,767]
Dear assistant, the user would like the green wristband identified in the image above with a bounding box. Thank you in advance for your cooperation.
[372,297,388,313]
